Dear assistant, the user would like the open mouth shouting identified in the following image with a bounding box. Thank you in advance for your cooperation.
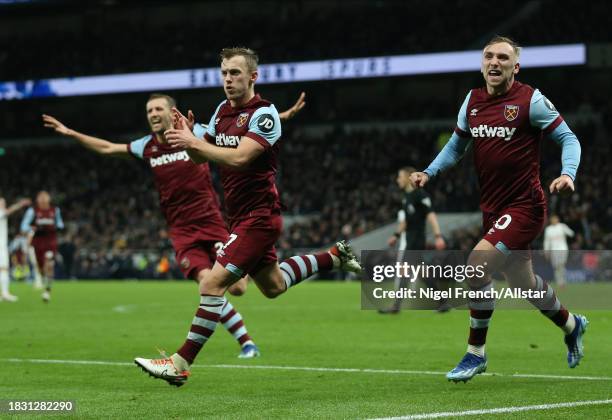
[487,69,503,82]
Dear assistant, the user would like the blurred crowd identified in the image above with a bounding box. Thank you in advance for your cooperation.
[1,0,610,279]
[1,0,610,81]
[1,120,608,279]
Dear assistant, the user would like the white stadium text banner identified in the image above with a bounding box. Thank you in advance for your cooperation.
[0,44,586,100]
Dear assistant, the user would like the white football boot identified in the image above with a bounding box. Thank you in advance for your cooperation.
[331,240,362,273]
[134,356,190,387]
[1,293,18,302]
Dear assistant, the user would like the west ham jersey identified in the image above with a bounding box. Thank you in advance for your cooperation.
[203,94,282,221]
[454,81,564,213]
[20,206,64,239]
[127,126,227,247]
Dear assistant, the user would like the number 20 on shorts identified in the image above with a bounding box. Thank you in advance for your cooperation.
[494,214,512,230]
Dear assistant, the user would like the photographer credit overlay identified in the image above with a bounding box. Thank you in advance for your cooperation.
[360,250,612,311]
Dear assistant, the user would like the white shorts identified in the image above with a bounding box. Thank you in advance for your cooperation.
[550,250,569,268]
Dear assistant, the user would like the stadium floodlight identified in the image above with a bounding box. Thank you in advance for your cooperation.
[0,44,586,100]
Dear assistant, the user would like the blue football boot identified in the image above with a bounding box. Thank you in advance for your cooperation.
[565,314,588,368]
[446,352,487,383]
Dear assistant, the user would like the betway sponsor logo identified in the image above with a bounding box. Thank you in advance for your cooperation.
[470,125,516,141]
[36,218,55,226]
[216,133,241,147]
[149,151,190,167]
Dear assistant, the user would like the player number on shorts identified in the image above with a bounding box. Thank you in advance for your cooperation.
[494,214,512,230]
[220,234,238,250]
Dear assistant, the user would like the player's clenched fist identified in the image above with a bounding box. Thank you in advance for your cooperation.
[549,174,575,195]
[410,171,429,188]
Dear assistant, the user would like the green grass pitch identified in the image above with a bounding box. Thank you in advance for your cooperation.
[1,281,611,419]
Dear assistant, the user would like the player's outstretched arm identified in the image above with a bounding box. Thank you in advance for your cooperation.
[42,114,129,158]
[422,133,471,180]
[529,91,581,194]
[5,198,31,217]
[19,207,35,234]
[547,124,580,195]
[278,92,306,121]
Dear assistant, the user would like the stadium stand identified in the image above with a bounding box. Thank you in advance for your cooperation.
[0,119,607,278]
[1,0,610,80]
[1,0,610,278]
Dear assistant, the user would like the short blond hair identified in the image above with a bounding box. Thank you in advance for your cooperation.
[220,47,259,73]
[484,36,521,59]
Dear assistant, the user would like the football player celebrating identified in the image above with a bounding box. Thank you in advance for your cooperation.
[42,92,304,356]
[411,36,586,382]
[20,191,63,302]
[134,47,361,386]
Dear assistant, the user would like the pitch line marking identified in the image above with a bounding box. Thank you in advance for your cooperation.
[3,358,612,382]
[112,304,136,313]
[368,399,612,419]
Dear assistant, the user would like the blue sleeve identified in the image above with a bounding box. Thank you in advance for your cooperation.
[529,89,561,130]
[247,105,282,147]
[424,132,472,178]
[193,123,207,139]
[55,207,65,230]
[529,89,580,178]
[205,101,226,138]
[20,207,34,233]
[128,135,152,159]
[548,121,581,180]
[456,91,471,133]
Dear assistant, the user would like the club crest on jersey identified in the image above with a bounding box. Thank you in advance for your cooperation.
[236,112,249,128]
[504,105,519,121]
